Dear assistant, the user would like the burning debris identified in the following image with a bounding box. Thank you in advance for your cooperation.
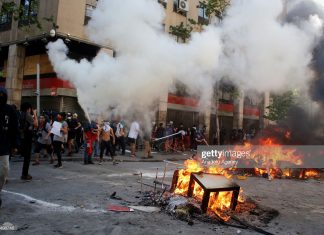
[137,147,323,234]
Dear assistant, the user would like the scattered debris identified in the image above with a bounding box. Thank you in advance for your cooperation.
[129,206,161,213]
[110,192,123,200]
[107,204,134,212]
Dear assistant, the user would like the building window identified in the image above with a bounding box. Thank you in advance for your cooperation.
[0,11,12,31]
[84,4,96,25]
[19,0,39,27]
[198,5,209,25]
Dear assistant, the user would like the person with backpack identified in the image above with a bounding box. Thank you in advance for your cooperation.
[20,102,38,181]
[0,88,19,206]
[32,114,52,165]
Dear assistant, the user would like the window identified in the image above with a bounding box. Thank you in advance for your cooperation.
[84,4,96,25]
[198,6,209,25]
[0,11,12,31]
[19,0,39,27]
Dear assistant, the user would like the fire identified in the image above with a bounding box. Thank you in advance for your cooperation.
[302,169,321,179]
[174,159,242,221]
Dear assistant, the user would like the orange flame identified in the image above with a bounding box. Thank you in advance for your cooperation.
[174,159,243,221]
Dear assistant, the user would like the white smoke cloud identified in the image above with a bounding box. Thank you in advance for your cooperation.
[47,0,324,123]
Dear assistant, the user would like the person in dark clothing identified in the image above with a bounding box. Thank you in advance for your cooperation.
[155,123,165,151]
[20,102,38,181]
[190,125,197,151]
[73,113,83,153]
[0,88,19,206]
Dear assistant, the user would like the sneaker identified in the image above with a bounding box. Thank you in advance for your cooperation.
[32,162,40,166]
[88,161,94,164]
[54,164,63,168]
[21,175,32,181]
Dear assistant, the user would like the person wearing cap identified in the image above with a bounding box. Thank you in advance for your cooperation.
[0,87,19,206]
[52,112,68,168]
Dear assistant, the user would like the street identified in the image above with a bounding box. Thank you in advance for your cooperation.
[0,155,323,235]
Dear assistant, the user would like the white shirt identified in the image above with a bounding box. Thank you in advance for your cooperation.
[128,121,140,139]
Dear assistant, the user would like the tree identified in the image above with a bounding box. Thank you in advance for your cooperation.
[264,91,296,122]
[0,0,56,31]
[197,0,230,21]
[169,22,193,42]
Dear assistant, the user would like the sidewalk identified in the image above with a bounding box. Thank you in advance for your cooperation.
[11,149,193,163]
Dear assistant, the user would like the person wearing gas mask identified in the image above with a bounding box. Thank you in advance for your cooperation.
[0,88,19,207]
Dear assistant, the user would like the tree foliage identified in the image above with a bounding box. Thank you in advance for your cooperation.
[0,0,56,31]
[197,0,230,21]
[264,91,296,121]
[169,22,193,42]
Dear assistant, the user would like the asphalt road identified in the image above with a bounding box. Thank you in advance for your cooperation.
[0,158,323,235]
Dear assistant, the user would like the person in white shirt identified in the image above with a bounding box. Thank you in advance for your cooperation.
[127,121,140,157]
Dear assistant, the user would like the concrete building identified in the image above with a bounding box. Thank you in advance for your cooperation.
[0,0,267,142]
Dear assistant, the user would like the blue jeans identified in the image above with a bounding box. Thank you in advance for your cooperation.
[94,140,100,156]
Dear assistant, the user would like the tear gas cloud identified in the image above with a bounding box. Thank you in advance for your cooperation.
[47,0,324,124]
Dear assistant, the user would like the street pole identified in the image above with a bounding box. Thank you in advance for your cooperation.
[36,63,40,115]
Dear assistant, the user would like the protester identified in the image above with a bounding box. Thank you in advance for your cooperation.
[115,120,126,155]
[165,123,173,152]
[83,121,97,165]
[155,123,165,151]
[142,126,153,159]
[128,120,140,157]
[73,113,83,153]
[99,121,116,164]
[66,112,78,156]
[0,88,18,206]
[33,115,52,165]
[190,124,197,151]
[20,102,38,180]
[52,112,68,168]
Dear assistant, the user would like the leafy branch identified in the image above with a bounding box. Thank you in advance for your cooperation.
[0,0,56,31]
[169,22,193,42]
[264,91,296,121]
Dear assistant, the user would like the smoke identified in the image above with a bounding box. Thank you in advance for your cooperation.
[47,0,324,127]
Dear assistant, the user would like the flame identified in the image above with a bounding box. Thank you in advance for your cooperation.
[174,159,243,221]
[302,169,320,178]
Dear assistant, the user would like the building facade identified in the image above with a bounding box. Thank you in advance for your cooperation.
[0,0,269,142]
